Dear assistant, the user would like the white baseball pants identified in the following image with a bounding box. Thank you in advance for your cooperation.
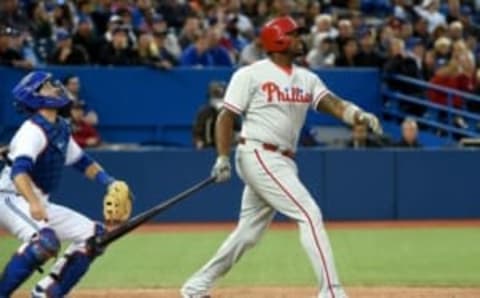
[182,143,347,298]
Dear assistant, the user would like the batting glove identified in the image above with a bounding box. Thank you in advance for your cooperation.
[212,155,231,183]
[358,112,383,135]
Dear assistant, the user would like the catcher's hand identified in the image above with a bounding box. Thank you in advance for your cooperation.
[103,180,132,226]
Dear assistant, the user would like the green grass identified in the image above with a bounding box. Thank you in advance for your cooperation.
[1,227,479,289]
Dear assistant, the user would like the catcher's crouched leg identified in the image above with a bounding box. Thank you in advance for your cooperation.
[0,228,60,297]
[31,223,106,298]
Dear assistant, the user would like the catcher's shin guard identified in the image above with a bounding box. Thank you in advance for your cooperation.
[32,223,105,297]
[0,228,60,297]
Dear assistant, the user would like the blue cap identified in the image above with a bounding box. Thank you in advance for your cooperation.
[78,15,92,25]
[56,28,71,41]
[406,37,424,50]
[152,14,164,23]
[357,27,371,39]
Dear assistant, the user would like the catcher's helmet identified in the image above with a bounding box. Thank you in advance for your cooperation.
[260,16,300,53]
[12,71,71,111]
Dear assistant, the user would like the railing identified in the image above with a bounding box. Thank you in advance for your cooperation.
[382,74,480,140]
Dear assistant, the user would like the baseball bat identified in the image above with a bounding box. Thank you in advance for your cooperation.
[96,176,216,247]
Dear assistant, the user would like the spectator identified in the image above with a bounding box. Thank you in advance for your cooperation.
[52,3,75,32]
[251,0,270,28]
[27,0,54,63]
[393,0,415,21]
[90,0,113,35]
[335,38,359,67]
[239,31,265,65]
[102,14,137,49]
[406,38,427,79]
[131,0,154,30]
[400,21,414,41]
[304,0,322,29]
[396,118,422,147]
[226,0,255,37]
[423,49,437,80]
[448,21,464,41]
[346,123,381,148]
[178,16,202,49]
[49,29,89,65]
[384,37,423,87]
[272,0,295,17]
[383,38,424,115]
[428,42,476,111]
[70,100,102,148]
[8,27,39,67]
[335,19,354,50]
[63,74,99,126]
[180,28,233,67]
[150,14,181,59]
[0,26,33,69]
[432,37,452,70]
[310,14,338,39]
[414,0,446,33]
[72,16,101,64]
[99,26,137,65]
[136,31,157,65]
[0,0,29,32]
[376,25,394,59]
[157,0,191,31]
[412,16,430,45]
[223,14,249,55]
[151,28,178,69]
[306,34,336,68]
[355,30,384,67]
[192,80,241,149]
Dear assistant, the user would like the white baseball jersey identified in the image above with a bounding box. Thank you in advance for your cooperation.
[0,119,84,202]
[223,59,330,151]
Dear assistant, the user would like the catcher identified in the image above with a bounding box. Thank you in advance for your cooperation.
[0,71,132,298]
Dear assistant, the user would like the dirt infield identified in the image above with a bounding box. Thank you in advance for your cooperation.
[13,287,480,298]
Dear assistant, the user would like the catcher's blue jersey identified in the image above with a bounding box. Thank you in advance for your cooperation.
[0,114,84,197]
[26,114,70,193]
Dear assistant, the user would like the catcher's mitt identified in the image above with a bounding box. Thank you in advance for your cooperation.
[103,180,132,225]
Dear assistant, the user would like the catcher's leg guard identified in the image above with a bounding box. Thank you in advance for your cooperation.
[0,228,60,297]
[32,223,105,298]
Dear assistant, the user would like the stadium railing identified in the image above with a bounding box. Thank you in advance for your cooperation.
[382,74,480,140]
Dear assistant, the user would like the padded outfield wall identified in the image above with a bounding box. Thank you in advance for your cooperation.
[19,148,479,222]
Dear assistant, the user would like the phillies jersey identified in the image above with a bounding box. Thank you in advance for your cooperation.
[223,59,330,151]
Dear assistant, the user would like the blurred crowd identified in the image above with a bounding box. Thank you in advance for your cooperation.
[0,0,478,72]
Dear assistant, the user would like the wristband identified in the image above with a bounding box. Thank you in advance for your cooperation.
[342,103,361,125]
[95,170,115,186]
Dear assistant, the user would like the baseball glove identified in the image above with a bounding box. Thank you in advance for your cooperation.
[103,181,132,225]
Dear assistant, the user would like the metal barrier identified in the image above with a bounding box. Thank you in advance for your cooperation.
[382,74,480,140]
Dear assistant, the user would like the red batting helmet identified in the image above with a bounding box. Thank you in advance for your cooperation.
[260,16,299,52]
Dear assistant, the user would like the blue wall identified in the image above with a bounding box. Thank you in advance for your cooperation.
[2,149,475,222]
[0,67,380,146]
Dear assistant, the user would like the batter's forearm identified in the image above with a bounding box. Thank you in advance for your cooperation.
[316,93,363,125]
[13,174,41,205]
[215,109,235,157]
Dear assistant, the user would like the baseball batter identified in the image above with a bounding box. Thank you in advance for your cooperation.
[0,71,132,298]
[181,16,382,298]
